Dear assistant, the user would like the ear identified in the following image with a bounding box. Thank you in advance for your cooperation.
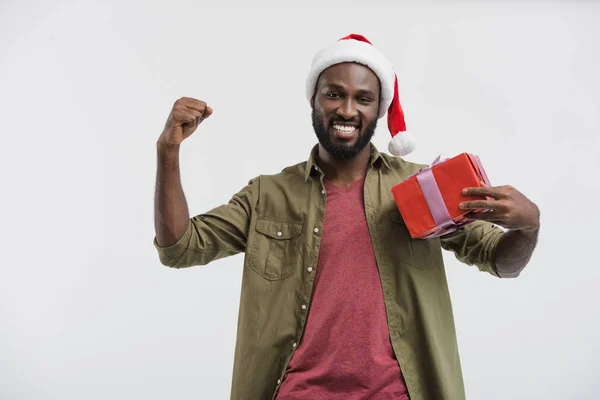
[310,95,315,109]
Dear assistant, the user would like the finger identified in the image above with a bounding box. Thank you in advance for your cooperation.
[174,104,203,119]
[462,186,501,199]
[188,103,212,121]
[459,200,497,210]
[185,108,203,118]
[178,97,209,114]
[172,110,197,125]
[178,97,206,107]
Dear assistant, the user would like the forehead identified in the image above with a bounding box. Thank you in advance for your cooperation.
[317,62,381,93]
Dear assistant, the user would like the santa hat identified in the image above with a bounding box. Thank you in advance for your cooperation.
[306,34,416,156]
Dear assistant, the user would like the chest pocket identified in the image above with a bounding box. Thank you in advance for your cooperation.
[388,210,430,269]
[249,218,303,281]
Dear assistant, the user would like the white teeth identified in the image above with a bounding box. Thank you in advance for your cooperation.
[333,124,357,133]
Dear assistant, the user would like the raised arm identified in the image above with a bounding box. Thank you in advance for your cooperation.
[153,97,257,269]
[154,97,213,247]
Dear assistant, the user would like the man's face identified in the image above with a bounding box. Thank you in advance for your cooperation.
[311,62,381,162]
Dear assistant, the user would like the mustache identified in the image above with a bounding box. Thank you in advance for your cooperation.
[330,118,361,126]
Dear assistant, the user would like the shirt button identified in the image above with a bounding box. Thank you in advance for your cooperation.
[277,379,281,385]
[314,228,319,233]
[277,231,282,237]
[307,267,313,272]
[301,304,307,310]
[292,342,297,348]
[321,189,325,194]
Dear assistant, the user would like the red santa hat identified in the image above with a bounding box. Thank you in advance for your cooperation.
[306,34,416,156]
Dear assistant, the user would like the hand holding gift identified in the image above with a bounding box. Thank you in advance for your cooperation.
[460,185,540,232]
[391,153,540,239]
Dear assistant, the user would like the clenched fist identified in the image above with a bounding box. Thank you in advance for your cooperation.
[158,97,213,148]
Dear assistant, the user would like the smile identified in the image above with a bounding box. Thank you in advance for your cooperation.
[332,124,358,137]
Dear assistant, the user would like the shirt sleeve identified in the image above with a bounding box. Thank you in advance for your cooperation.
[153,177,259,269]
[439,220,504,277]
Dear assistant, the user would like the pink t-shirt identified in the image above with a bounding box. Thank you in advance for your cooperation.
[276,176,409,400]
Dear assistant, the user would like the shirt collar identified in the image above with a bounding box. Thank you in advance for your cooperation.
[304,143,392,182]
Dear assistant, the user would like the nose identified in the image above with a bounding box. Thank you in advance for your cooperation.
[336,98,358,120]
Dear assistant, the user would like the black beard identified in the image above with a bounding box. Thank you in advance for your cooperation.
[311,109,377,162]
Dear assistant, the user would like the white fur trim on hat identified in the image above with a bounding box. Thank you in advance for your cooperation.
[306,39,395,119]
[388,131,416,157]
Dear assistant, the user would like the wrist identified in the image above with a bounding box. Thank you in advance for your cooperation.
[514,222,540,236]
[157,139,181,155]
[517,205,540,234]
[517,227,539,236]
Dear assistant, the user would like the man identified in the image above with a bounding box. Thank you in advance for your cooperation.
[153,34,540,400]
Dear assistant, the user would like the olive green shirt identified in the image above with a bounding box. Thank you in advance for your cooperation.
[153,144,504,400]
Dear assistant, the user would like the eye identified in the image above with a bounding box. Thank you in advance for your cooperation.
[358,97,372,103]
[326,92,340,98]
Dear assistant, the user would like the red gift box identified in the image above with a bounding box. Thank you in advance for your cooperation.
[391,153,492,239]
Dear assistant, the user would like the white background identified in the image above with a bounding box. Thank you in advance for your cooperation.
[1,1,599,399]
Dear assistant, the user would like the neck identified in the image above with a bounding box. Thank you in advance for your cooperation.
[316,143,371,187]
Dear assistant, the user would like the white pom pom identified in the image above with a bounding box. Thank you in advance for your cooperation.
[388,131,416,156]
